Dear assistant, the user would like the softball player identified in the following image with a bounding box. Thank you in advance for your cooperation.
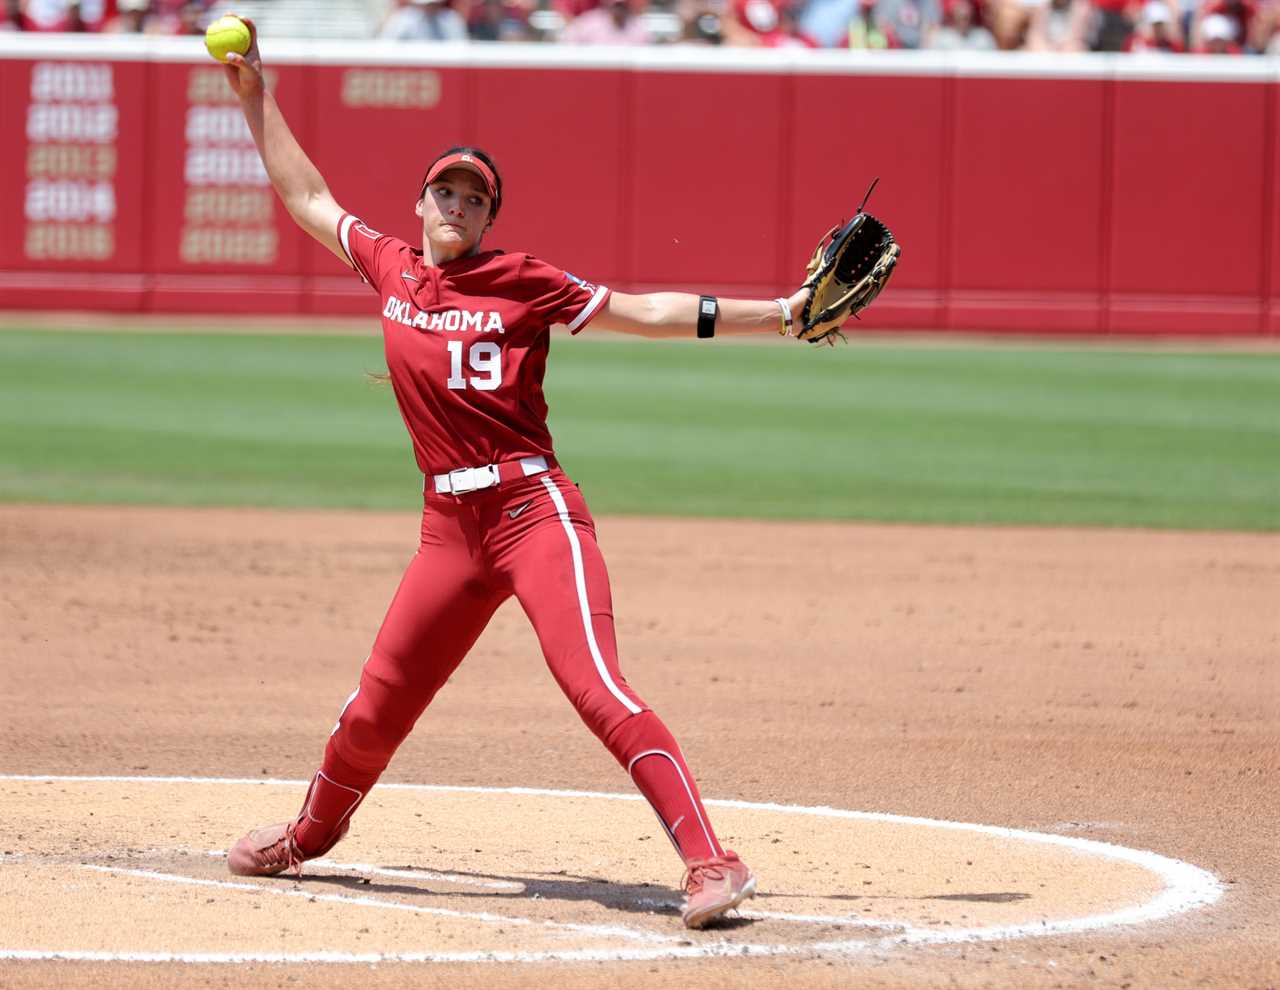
[220,23,811,929]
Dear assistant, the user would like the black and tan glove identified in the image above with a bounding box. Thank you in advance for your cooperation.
[797,186,901,345]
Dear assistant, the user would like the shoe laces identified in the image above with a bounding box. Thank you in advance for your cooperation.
[266,822,306,877]
[682,852,737,895]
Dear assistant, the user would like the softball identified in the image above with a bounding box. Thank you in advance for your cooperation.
[204,15,251,63]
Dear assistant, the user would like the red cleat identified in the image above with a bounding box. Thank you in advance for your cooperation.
[681,849,757,929]
[226,819,348,877]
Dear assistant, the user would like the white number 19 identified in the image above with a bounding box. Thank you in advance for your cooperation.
[446,340,502,391]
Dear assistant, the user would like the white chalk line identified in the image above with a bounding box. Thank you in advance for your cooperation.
[78,865,674,945]
[0,773,1224,966]
[0,945,823,964]
[199,849,526,891]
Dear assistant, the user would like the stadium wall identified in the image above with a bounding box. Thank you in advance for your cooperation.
[1,37,1275,335]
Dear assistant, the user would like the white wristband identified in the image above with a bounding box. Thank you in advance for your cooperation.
[774,297,793,337]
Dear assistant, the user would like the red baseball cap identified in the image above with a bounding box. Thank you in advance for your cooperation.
[420,152,498,201]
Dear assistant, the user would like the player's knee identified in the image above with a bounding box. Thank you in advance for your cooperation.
[567,686,620,736]
[593,706,661,768]
[335,710,408,770]
[330,667,421,770]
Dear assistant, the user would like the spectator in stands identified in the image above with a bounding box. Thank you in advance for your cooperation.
[988,0,1031,47]
[1087,0,1135,48]
[523,0,567,40]
[1020,0,1091,49]
[846,0,892,44]
[380,0,470,40]
[1,0,25,29]
[551,0,598,20]
[14,0,107,30]
[927,0,997,46]
[1203,0,1254,37]
[874,0,942,45]
[1253,0,1280,49]
[128,0,209,34]
[720,0,818,42]
[467,0,534,39]
[721,0,775,41]
[1125,0,1184,47]
[803,0,938,46]
[1197,0,1257,43]
[768,2,820,43]
[676,0,726,43]
[102,0,151,32]
[560,0,652,43]
[798,0,860,44]
[173,0,206,34]
[1193,8,1243,45]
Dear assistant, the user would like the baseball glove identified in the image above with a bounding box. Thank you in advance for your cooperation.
[798,187,901,345]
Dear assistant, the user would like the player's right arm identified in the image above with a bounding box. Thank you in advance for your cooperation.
[222,21,346,265]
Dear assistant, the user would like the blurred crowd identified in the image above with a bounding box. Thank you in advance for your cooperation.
[3,0,1278,53]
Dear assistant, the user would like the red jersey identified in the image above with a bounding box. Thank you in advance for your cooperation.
[337,213,611,476]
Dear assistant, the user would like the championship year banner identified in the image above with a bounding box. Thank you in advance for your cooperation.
[145,60,313,312]
[0,56,148,307]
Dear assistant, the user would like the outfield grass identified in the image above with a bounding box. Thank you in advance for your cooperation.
[0,328,1276,530]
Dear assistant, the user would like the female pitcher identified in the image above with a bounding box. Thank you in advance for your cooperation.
[220,22,811,929]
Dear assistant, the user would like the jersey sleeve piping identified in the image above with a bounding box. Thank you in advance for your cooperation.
[566,284,611,334]
[337,213,373,285]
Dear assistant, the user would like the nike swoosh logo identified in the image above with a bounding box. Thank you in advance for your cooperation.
[401,271,419,282]
[507,500,534,520]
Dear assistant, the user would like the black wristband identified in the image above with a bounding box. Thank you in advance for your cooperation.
[696,296,718,339]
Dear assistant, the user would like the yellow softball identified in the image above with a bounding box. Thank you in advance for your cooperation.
[205,15,251,64]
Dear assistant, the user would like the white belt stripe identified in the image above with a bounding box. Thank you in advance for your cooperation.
[539,475,642,716]
[627,749,721,858]
[566,285,609,333]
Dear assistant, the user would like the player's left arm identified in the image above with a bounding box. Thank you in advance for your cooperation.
[593,288,810,339]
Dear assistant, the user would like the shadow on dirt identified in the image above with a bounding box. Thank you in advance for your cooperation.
[300,866,714,921]
[298,864,1027,919]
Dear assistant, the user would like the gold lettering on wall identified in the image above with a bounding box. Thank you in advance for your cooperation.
[23,63,120,261]
[341,70,441,108]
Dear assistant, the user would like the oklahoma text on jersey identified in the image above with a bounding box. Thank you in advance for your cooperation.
[382,295,507,334]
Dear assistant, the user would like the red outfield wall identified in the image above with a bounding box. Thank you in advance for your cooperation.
[1,38,1276,335]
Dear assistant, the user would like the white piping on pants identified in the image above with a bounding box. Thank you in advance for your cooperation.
[627,749,722,859]
[539,475,642,717]
[302,770,364,827]
[330,685,361,737]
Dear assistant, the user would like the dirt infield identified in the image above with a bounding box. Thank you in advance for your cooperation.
[1,505,1277,989]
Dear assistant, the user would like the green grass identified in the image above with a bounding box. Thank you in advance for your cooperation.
[1,328,1277,530]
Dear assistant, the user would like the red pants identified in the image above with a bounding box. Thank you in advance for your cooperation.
[296,467,725,865]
